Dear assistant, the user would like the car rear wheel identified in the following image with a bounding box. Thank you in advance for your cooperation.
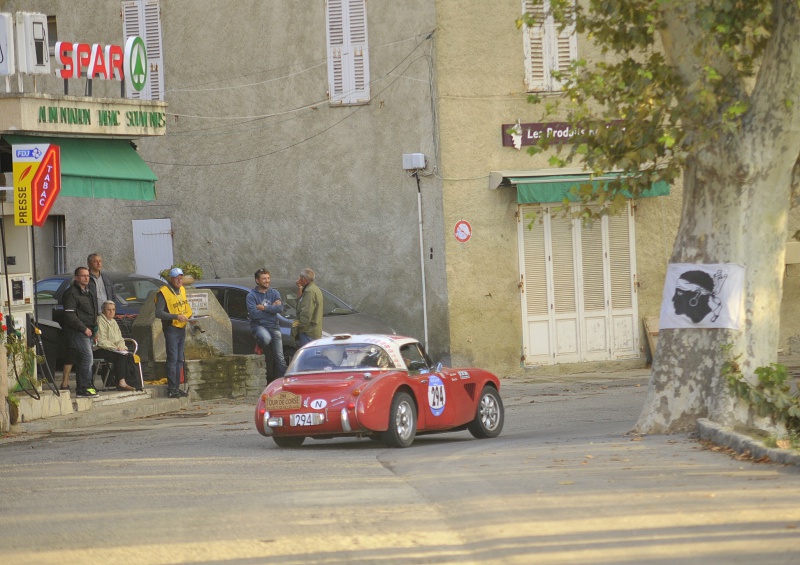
[383,392,416,448]
[272,436,305,448]
[468,386,504,439]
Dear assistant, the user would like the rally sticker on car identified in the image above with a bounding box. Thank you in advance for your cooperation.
[458,371,470,379]
[310,399,327,410]
[428,375,446,416]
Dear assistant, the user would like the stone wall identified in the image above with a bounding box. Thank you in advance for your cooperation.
[185,354,266,401]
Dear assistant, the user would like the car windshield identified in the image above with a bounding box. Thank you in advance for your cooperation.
[287,343,395,374]
[112,277,162,307]
[276,286,357,319]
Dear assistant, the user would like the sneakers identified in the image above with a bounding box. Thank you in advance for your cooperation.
[76,388,99,398]
[168,390,188,399]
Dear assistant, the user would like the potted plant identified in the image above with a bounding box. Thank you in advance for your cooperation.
[159,261,203,285]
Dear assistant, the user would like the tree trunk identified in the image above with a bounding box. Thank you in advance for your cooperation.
[635,137,794,433]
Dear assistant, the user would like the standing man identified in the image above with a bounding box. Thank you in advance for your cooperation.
[246,268,287,382]
[292,268,323,348]
[62,267,98,398]
[154,268,193,399]
[87,253,115,312]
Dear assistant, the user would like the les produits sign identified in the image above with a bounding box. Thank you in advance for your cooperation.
[13,143,61,228]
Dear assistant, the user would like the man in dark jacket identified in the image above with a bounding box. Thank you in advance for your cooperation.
[87,253,115,312]
[62,267,98,398]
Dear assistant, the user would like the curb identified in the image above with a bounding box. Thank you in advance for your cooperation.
[696,418,800,466]
[12,396,190,434]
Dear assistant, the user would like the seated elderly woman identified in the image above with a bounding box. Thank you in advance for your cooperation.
[94,300,141,391]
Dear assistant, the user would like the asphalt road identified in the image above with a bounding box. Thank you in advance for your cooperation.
[1,371,799,564]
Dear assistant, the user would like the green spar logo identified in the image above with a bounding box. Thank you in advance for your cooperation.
[124,36,148,93]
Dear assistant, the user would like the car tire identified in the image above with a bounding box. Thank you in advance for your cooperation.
[468,386,504,439]
[272,436,305,448]
[383,392,416,448]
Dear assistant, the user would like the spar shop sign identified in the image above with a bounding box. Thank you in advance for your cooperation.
[55,36,146,93]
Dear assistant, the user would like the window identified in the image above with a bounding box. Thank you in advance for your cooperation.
[52,215,67,274]
[47,16,57,56]
[326,0,370,105]
[226,289,249,320]
[121,0,164,100]
[521,0,577,92]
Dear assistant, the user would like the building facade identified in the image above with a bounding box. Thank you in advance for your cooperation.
[4,0,451,362]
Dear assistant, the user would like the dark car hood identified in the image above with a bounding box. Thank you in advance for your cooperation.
[321,312,395,336]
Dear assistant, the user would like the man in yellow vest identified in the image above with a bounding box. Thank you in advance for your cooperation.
[155,267,194,398]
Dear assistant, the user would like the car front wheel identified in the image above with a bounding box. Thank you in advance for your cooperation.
[383,392,416,448]
[273,436,305,448]
[468,386,504,439]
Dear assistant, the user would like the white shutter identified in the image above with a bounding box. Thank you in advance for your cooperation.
[518,197,639,366]
[607,203,639,357]
[580,214,609,359]
[327,0,370,105]
[122,0,142,100]
[521,0,576,92]
[522,0,547,91]
[143,0,164,100]
[348,0,370,103]
[122,0,164,101]
[519,206,552,364]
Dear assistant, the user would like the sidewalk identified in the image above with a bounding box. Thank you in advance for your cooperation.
[4,369,190,438]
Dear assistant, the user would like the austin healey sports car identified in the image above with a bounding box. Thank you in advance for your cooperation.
[254,334,504,448]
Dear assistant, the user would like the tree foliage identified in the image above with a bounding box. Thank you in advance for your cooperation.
[517,0,784,216]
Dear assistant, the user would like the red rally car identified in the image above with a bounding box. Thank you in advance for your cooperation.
[254,334,504,448]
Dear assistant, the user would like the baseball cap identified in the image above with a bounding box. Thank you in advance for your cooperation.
[169,267,184,277]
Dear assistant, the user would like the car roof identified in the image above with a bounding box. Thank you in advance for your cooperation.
[194,278,296,290]
[38,271,163,284]
[307,334,419,351]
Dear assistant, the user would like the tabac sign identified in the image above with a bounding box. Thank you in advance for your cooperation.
[13,143,61,227]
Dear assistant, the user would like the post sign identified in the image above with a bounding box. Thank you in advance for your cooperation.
[13,143,61,227]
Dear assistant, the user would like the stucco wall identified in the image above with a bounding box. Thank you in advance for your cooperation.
[433,1,689,376]
[18,0,451,362]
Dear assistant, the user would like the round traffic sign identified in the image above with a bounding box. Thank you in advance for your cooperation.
[454,220,472,243]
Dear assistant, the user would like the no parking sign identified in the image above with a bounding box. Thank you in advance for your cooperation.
[454,220,471,243]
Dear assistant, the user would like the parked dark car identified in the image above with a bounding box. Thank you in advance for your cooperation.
[34,272,164,369]
[192,278,397,362]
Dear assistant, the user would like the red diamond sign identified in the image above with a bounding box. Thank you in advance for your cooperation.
[31,145,61,227]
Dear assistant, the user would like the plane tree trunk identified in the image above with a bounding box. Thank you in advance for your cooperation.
[635,2,800,433]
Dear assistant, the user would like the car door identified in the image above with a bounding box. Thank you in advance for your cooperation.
[222,287,255,355]
[400,343,458,430]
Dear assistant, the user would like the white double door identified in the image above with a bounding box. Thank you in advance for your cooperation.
[518,202,640,365]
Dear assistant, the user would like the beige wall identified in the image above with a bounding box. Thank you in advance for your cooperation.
[435,1,692,376]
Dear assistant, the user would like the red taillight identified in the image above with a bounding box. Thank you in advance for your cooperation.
[347,402,356,410]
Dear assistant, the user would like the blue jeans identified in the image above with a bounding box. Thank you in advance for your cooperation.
[253,326,287,379]
[71,331,94,392]
[163,325,186,393]
[297,332,315,348]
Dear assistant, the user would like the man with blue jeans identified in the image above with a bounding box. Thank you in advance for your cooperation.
[155,268,194,398]
[62,267,98,398]
[246,268,287,382]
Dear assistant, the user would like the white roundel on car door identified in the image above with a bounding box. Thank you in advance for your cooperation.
[427,375,446,416]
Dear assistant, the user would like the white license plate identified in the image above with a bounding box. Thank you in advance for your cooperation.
[290,413,325,426]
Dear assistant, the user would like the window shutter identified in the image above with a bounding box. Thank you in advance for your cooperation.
[347,0,370,104]
[143,0,164,100]
[122,0,142,100]
[608,205,633,310]
[122,0,164,101]
[522,0,576,92]
[521,207,548,317]
[550,214,576,314]
[327,0,370,105]
[522,0,547,91]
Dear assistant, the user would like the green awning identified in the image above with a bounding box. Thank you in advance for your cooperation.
[509,174,670,204]
[4,134,157,201]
